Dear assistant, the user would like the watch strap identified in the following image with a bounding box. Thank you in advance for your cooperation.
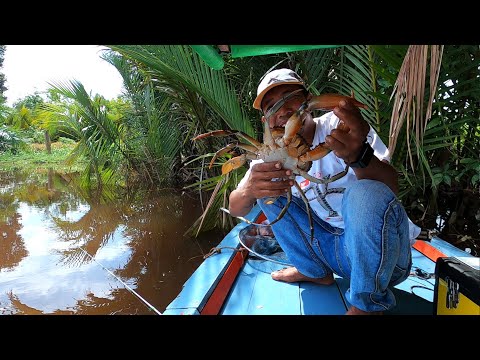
[349,141,374,168]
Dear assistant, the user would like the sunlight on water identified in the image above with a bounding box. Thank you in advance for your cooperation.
[2,202,135,313]
[0,169,222,315]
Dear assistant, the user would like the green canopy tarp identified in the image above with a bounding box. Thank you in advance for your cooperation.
[191,45,341,70]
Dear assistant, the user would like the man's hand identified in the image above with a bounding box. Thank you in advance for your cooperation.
[245,162,293,199]
[229,162,293,217]
[325,99,370,164]
[326,98,399,194]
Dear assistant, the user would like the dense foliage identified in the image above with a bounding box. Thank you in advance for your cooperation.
[1,45,478,254]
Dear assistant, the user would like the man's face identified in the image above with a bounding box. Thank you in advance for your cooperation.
[261,84,307,129]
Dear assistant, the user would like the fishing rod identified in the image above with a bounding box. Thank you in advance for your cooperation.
[79,247,162,315]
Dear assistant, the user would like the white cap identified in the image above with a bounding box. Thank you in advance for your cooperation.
[253,68,305,110]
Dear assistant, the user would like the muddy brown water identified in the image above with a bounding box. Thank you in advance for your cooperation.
[0,169,224,315]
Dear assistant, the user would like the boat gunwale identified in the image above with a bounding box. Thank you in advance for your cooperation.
[163,207,263,315]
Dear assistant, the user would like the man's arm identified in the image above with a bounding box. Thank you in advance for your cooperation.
[229,186,256,217]
[352,157,399,194]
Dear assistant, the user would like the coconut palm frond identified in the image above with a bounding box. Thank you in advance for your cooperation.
[194,175,225,237]
[304,45,402,139]
[329,46,377,126]
[183,173,225,191]
[424,46,444,128]
[48,79,129,186]
[34,103,64,134]
[106,45,255,137]
[300,47,337,94]
[138,87,183,185]
[388,45,444,162]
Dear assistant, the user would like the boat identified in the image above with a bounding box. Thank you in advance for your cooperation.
[164,205,480,315]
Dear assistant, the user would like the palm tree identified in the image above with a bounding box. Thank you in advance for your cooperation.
[38,80,131,188]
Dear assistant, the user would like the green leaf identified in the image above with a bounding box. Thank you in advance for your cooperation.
[472,174,479,186]
[432,173,443,187]
[459,158,477,164]
[444,175,451,186]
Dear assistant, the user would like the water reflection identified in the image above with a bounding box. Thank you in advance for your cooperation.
[0,169,223,315]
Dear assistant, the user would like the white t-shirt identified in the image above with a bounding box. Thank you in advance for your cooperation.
[237,111,421,242]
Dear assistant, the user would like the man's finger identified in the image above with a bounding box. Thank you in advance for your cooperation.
[259,188,290,198]
[252,162,291,178]
[253,161,283,172]
[325,135,346,154]
[329,129,351,146]
[333,101,369,138]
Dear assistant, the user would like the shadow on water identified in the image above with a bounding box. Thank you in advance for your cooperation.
[0,168,224,315]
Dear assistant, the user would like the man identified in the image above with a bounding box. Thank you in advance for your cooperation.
[229,68,419,315]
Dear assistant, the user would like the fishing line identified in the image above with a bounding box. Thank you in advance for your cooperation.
[79,247,162,315]
[237,235,293,266]
[220,207,272,227]
[220,208,293,266]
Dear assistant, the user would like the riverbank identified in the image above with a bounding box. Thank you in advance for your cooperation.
[0,140,86,173]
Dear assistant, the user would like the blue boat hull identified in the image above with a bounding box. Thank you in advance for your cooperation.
[165,206,477,315]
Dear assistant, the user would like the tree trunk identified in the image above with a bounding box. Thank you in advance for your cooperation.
[44,130,51,154]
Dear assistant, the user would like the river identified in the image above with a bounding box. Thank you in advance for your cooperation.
[0,169,224,315]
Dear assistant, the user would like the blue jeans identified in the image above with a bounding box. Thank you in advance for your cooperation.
[258,179,412,312]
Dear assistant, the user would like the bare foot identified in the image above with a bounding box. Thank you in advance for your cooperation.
[346,305,383,315]
[271,267,335,285]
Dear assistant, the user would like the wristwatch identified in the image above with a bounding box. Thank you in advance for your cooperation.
[348,141,374,168]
